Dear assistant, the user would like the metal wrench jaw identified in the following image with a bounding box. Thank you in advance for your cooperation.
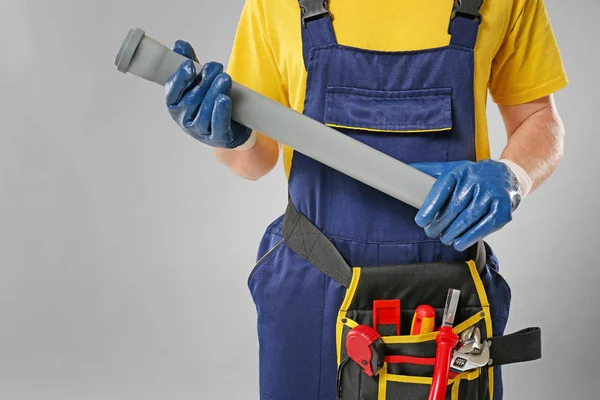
[457,339,485,355]
[460,326,475,343]
[450,341,491,373]
[456,338,477,354]
[457,327,484,355]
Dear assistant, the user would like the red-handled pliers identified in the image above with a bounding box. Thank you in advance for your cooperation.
[428,289,461,400]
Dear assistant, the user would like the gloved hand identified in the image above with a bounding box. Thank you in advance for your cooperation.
[165,40,252,149]
[410,160,522,251]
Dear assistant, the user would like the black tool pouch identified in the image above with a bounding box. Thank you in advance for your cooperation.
[283,200,542,400]
[337,262,493,399]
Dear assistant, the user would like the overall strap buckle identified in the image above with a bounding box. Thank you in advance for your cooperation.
[451,0,484,22]
[299,0,331,27]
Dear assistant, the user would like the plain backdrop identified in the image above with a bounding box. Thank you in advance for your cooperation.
[0,0,598,399]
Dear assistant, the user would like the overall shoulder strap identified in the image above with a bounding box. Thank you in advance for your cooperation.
[298,0,337,69]
[449,0,485,49]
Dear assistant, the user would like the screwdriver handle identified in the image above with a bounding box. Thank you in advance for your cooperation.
[428,326,460,400]
[411,305,436,335]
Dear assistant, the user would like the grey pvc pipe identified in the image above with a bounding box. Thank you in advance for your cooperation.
[114,28,436,209]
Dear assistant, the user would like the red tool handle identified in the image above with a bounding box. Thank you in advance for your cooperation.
[428,326,459,400]
[411,305,436,335]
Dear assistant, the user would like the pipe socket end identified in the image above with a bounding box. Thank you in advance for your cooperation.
[115,28,145,73]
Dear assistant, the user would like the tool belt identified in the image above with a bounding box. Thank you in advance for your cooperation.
[282,200,541,400]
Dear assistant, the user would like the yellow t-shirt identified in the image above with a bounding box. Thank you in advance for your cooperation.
[227,0,568,176]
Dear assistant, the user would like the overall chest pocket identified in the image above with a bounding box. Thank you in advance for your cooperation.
[324,87,454,163]
[324,87,452,133]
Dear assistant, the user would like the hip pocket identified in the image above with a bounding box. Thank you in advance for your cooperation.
[249,237,348,400]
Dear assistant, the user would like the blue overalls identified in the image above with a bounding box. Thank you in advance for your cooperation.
[248,1,514,399]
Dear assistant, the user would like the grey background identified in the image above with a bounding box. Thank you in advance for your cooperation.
[0,0,597,399]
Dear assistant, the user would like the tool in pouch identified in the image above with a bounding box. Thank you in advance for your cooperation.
[450,327,491,374]
[345,300,401,377]
[428,289,461,400]
[411,305,436,335]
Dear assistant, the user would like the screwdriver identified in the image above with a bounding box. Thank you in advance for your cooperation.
[411,305,436,335]
[428,289,461,400]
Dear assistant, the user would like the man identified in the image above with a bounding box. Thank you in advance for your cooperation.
[165,0,567,398]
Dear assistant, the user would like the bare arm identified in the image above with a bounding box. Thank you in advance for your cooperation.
[499,94,565,193]
[212,132,280,181]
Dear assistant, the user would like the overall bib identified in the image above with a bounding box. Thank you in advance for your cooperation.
[248,1,540,399]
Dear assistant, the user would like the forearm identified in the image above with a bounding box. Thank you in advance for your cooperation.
[213,132,280,180]
[499,97,565,192]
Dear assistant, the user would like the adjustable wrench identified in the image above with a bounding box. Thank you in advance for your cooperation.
[451,341,491,373]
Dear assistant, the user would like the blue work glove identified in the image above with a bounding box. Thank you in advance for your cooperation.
[165,41,252,149]
[410,160,522,251]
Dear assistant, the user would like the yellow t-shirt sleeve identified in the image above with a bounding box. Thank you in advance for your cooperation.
[226,0,289,108]
[489,0,568,105]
